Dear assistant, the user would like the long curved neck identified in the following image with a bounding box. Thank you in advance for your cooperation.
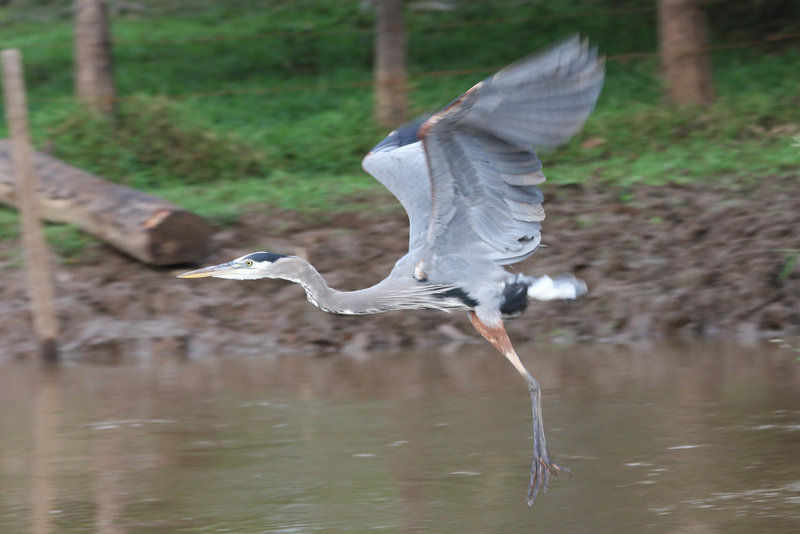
[279,258,342,313]
[278,256,459,315]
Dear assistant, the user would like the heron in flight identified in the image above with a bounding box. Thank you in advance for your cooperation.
[179,37,604,505]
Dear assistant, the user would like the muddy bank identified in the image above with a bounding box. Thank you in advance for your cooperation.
[1,177,798,360]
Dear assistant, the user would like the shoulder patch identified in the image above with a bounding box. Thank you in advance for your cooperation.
[435,287,479,308]
[370,115,430,153]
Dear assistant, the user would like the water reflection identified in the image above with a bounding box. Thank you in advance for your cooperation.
[1,343,799,533]
[30,369,60,534]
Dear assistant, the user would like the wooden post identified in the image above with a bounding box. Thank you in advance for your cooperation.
[374,0,408,127]
[2,49,60,362]
[74,0,115,114]
[658,0,714,107]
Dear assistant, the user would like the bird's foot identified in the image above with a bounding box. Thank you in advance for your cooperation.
[526,455,569,506]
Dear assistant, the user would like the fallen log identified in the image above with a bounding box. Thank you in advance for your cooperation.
[0,139,214,265]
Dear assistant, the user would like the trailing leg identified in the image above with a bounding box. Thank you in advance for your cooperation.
[467,312,567,505]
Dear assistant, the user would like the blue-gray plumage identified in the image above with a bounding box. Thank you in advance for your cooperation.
[179,36,604,505]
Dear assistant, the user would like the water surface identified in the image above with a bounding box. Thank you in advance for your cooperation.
[2,343,799,533]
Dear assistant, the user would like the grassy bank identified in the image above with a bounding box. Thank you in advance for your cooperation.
[0,0,798,232]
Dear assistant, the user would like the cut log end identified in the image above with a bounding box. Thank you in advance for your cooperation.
[146,210,214,266]
[0,139,217,266]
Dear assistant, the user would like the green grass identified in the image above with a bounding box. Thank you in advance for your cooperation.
[0,0,798,230]
[0,209,99,265]
[42,98,270,187]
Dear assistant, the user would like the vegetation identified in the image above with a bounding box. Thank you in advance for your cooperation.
[0,0,798,230]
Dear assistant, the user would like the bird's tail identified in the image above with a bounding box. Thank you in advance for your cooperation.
[526,273,587,301]
[500,273,587,318]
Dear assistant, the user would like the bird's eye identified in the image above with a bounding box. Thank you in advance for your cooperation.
[245,259,254,267]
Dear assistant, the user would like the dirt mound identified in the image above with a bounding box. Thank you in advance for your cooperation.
[1,177,798,360]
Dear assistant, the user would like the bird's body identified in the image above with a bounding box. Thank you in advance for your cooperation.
[180,37,604,505]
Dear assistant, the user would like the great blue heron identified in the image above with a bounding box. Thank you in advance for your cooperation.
[179,36,604,505]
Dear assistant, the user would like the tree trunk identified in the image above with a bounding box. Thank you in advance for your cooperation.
[0,140,214,266]
[658,0,714,107]
[74,0,116,114]
[374,0,407,127]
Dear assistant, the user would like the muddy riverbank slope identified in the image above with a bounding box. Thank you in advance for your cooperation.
[2,178,798,359]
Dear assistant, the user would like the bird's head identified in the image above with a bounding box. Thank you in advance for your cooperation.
[177,252,295,281]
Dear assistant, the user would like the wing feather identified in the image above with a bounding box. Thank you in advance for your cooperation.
[361,36,604,288]
[361,141,430,251]
[416,36,603,279]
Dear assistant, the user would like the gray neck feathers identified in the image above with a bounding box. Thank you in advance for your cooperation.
[283,257,465,315]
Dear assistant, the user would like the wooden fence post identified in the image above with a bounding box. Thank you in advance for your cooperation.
[2,49,60,362]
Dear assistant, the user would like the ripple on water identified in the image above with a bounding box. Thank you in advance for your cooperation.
[683,481,800,515]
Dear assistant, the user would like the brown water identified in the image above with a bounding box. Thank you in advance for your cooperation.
[1,343,799,533]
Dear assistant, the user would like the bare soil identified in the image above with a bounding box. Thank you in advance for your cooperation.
[2,177,799,360]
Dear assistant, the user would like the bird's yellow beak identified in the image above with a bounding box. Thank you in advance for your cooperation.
[177,262,235,279]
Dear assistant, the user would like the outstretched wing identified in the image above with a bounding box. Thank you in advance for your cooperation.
[361,117,432,254]
[362,36,604,284]
[418,36,604,279]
